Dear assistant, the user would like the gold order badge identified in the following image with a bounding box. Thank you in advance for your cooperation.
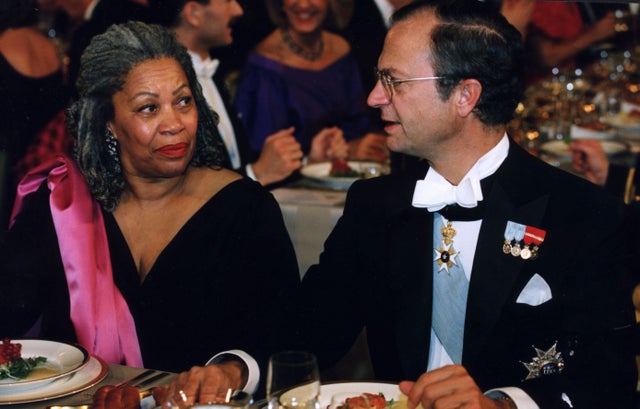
[434,221,459,274]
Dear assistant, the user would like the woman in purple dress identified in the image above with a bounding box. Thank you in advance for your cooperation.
[235,0,389,163]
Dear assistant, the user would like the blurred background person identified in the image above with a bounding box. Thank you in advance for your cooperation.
[524,1,618,85]
[498,0,535,39]
[340,0,413,96]
[0,22,299,379]
[339,0,421,175]
[235,0,389,166]
[571,138,639,202]
[60,0,156,98]
[150,0,348,187]
[0,0,65,234]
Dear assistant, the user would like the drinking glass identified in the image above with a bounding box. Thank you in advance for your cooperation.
[266,351,320,409]
[164,387,252,409]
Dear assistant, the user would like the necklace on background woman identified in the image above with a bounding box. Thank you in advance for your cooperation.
[281,29,324,61]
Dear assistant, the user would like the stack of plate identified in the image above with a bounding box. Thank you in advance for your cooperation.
[0,340,108,405]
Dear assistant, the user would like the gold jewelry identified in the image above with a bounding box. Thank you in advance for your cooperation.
[434,221,459,275]
[281,29,323,61]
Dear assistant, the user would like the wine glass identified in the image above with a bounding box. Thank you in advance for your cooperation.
[266,351,320,409]
[164,387,252,409]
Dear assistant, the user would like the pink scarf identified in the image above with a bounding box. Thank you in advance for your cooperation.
[10,155,143,367]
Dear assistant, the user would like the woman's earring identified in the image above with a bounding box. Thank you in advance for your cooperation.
[105,128,119,160]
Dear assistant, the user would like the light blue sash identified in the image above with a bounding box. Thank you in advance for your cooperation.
[431,215,470,364]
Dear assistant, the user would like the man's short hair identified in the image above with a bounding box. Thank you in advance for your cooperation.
[149,0,209,27]
[392,0,525,126]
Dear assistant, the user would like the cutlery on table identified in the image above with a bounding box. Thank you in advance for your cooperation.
[46,369,173,409]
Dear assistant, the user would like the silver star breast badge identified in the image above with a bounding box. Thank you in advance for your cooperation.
[521,341,565,380]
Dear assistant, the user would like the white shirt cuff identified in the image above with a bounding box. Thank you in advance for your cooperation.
[245,164,258,182]
[485,387,540,409]
[206,349,260,395]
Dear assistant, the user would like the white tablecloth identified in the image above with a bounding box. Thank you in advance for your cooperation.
[271,187,346,276]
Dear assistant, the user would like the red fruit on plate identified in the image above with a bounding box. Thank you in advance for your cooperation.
[0,338,22,365]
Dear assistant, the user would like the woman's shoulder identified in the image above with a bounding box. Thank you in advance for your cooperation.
[324,31,351,60]
[191,167,242,198]
[0,28,61,77]
[254,30,286,62]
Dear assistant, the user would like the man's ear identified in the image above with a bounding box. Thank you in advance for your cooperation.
[455,79,482,118]
[182,1,202,26]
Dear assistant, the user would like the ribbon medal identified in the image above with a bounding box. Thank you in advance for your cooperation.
[521,225,546,260]
[503,222,546,260]
[503,221,525,257]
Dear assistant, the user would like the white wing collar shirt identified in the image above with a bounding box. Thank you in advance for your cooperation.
[189,51,241,170]
[412,135,540,409]
[412,135,509,212]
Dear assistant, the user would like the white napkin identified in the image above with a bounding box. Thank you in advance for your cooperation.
[516,273,552,306]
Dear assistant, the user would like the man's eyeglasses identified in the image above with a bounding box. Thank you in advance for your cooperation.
[375,69,444,99]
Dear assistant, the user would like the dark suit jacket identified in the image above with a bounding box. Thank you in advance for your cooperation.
[212,69,255,173]
[295,139,637,408]
[339,0,387,94]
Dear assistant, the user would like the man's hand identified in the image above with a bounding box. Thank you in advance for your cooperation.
[309,126,349,163]
[252,127,304,185]
[347,133,389,163]
[399,365,508,409]
[569,139,609,186]
[157,363,245,408]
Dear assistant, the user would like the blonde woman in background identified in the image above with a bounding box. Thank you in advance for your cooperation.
[235,0,389,166]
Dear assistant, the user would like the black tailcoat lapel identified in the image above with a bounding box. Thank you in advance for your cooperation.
[389,205,434,379]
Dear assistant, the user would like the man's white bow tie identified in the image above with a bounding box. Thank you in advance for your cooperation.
[194,58,219,79]
[412,169,483,212]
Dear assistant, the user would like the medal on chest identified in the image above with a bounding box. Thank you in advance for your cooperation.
[434,221,460,274]
[502,221,547,260]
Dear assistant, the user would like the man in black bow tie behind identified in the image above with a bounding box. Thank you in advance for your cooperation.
[163,1,638,408]
[288,1,638,408]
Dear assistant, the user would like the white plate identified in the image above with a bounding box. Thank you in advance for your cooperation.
[602,112,640,132]
[540,140,629,160]
[280,382,400,409]
[301,162,390,190]
[0,340,89,392]
[318,382,401,408]
[570,124,616,140]
[0,355,107,404]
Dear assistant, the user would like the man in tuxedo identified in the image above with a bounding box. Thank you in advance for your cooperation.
[152,1,638,407]
[292,1,637,408]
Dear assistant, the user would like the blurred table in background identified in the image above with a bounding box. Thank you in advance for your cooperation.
[272,185,346,276]
[511,41,640,173]
[272,183,374,381]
